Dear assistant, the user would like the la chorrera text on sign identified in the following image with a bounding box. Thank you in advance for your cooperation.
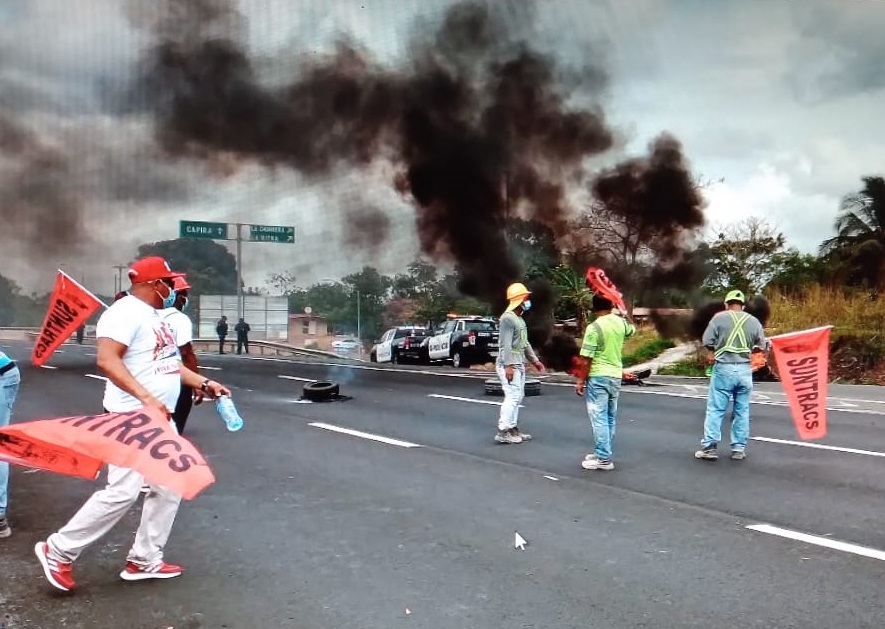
[59,412,200,473]
[34,297,90,359]
[785,356,821,430]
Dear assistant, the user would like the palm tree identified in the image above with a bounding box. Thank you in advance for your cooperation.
[820,176,885,288]
[550,266,594,334]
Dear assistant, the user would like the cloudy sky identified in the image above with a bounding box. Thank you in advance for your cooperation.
[0,0,883,294]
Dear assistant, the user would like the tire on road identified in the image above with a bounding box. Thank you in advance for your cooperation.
[452,351,470,369]
[302,381,340,402]
[483,378,541,397]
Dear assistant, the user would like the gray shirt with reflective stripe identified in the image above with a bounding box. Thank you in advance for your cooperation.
[703,309,766,364]
[497,311,539,367]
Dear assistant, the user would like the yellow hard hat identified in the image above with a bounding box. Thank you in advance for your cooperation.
[505,282,531,312]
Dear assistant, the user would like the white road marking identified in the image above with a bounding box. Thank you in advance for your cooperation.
[309,422,422,448]
[85,374,108,381]
[278,375,314,382]
[747,524,885,562]
[428,394,524,408]
[39,365,58,370]
[85,352,97,357]
[199,366,222,371]
[752,436,885,458]
[543,475,559,481]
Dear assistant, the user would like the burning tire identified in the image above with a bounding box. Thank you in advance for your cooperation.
[484,378,541,397]
[302,381,340,402]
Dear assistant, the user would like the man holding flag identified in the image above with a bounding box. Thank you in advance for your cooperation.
[695,289,767,461]
[35,256,231,592]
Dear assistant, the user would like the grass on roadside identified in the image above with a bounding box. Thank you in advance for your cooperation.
[622,329,676,367]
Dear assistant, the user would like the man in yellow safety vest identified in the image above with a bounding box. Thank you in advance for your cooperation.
[695,289,767,461]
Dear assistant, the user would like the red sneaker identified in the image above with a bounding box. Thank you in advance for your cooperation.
[120,561,184,581]
[34,541,76,591]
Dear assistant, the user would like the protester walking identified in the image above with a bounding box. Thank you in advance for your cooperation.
[216,316,228,354]
[574,294,636,471]
[161,276,200,435]
[34,256,230,592]
[695,289,767,461]
[494,282,545,444]
[234,317,250,355]
[0,350,21,538]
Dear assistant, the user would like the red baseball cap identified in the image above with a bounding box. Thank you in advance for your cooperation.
[173,275,191,291]
[127,256,183,284]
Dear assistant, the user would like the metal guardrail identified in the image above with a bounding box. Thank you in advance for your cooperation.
[190,338,364,362]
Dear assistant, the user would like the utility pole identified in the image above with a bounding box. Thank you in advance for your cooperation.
[356,288,361,350]
[235,223,243,321]
[112,264,127,295]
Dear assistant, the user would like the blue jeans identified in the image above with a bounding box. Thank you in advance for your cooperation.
[0,366,21,517]
[703,362,752,451]
[585,376,622,461]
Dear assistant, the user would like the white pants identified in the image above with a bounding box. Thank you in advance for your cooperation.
[496,363,525,431]
[47,464,181,567]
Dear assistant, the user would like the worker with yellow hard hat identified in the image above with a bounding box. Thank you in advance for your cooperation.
[494,282,545,444]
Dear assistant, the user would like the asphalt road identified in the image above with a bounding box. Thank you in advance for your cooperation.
[3,340,885,628]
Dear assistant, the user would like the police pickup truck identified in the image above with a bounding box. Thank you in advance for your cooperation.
[370,326,429,364]
[422,316,499,368]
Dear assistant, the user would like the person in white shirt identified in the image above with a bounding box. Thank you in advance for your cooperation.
[161,275,200,435]
[34,256,231,593]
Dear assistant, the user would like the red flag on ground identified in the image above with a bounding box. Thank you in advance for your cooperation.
[31,271,106,367]
[0,407,215,500]
[768,325,834,441]
[584,267,627,313]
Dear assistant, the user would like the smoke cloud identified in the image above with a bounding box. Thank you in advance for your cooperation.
[139,0,619,311]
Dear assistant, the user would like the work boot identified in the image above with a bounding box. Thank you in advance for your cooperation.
[694,445,718,460]
[494,430,522,444]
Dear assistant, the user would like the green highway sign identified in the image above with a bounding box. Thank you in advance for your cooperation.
[180,220,229,240]
[248,224,294,243]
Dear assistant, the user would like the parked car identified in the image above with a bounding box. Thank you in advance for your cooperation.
[370,326,429,364]
[331,338,361,352]
[422,316,499,368]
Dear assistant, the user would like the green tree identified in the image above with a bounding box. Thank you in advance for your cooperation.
[820,176,885,288]
[704,217,791,294]
[767,252,832,294]
[135,239,238,295]
[342,266,392,341]
[506,218,559,280]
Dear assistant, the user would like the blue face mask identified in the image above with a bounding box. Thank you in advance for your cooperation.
[522,300,532,312]
[158,283,177,309]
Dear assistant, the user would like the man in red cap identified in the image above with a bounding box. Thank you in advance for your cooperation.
[161,275,201,435]
[35,256,231,592]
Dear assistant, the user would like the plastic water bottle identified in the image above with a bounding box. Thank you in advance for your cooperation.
[215,395,244,432]
[705,364,714,377]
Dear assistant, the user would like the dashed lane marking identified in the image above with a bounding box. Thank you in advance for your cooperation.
[752,436,885,458]
[747,524,885,562]
[308,422,422,449]
[428,394,524,408]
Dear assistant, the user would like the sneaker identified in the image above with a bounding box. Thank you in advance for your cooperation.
[140,485,150,494]
[694,445,718,460]
[120,561,184,581]
[582,458,614,471]
[584,453,598,461]
[494,430,523,444]
[0,517,10,538]
[34,541,76,591]
[731,450,746,460]
[510,428,531,441]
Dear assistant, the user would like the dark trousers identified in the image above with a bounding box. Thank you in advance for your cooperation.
[218,335,226,354]
[237,337,249,354]
[172,384,194,435]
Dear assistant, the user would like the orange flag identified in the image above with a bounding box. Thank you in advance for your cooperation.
[768,325,834,441]
[31,270,106,367]
[585,267,627,313]
[0,406,215,500]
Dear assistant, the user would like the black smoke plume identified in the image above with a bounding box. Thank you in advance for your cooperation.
[140,0,614,311]
[688,294,771,341]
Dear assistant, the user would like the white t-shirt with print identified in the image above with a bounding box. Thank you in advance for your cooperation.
[160,307,194,347]
[96,295,182,412]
